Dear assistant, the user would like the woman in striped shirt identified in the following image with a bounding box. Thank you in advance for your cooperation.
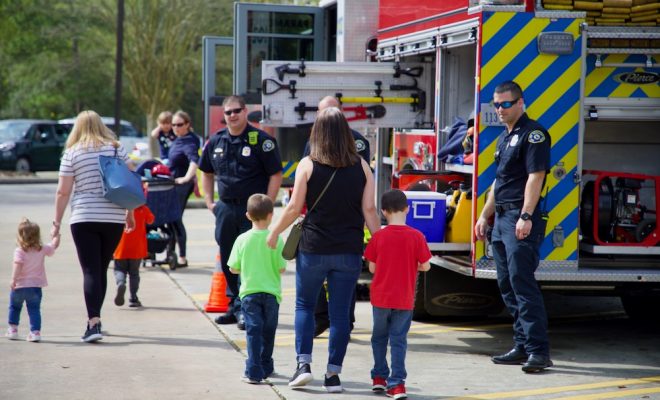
[51,110,135,343]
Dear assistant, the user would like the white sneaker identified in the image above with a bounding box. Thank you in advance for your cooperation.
[26,331,41,342]
[5,327,18,340]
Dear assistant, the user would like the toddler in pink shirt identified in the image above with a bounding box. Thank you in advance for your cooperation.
[6,218,59,342]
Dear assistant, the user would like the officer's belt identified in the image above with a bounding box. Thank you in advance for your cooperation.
[221,198,247,205]
[495,201,523,214]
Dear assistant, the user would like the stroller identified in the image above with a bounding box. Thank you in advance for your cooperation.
[136,160,182,270]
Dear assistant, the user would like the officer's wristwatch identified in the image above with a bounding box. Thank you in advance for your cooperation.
[520,212,532,221]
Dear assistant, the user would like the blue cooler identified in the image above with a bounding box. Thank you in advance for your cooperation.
[403,191,446,244]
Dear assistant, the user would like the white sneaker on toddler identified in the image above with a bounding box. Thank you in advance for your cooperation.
[5,327,18,340]
[26,331,41,342]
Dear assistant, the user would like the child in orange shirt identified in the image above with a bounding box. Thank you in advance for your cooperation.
[113,205,154,307]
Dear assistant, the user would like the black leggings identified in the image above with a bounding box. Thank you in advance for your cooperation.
[171,181,194,257]
[71,222,124,319]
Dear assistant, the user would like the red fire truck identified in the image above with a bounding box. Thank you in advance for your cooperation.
[205,0,660,320]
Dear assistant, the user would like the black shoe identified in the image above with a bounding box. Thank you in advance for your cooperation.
[323,374,343,393]
[128,298,142,308]
[491,347,528,365]
[522,354,553,373]
[314,320,329,337]
[288,363,313,387]
[237,314,246,331]
[81,322,103,343]
[114,283,126,306]
[215,313,237,325]
[176,261,188,268]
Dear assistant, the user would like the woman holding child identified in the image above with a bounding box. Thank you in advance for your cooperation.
[267,107,380,393]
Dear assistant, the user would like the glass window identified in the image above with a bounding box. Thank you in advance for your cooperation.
[246,37,314,95]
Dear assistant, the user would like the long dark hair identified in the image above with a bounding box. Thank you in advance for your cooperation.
[309,107,359,168]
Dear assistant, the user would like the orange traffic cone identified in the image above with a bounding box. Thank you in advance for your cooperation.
[204,254,229,313]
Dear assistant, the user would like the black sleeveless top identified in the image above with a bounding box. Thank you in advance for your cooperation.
[299,160,366,254]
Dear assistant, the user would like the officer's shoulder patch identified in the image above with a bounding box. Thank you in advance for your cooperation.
[355,139,366,152]
[528,130,546,144]
[262,139,275,152]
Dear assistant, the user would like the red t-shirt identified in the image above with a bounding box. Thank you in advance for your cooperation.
[113,205,155,260]
[364,225,432,310]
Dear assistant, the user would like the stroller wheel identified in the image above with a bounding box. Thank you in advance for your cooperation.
[167,252,177,270]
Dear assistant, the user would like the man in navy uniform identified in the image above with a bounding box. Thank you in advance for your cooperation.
[200,95,283,330]
[475,81,552,373]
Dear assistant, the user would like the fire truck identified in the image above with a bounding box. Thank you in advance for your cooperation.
[204,0,660,320]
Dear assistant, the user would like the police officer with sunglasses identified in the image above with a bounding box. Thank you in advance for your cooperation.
[474,80,552,373]
[199,95,283,330]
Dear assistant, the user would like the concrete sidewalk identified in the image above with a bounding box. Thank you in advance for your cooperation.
[0,238,280,400]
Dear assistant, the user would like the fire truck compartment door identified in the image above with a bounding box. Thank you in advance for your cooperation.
[260,61,432,128]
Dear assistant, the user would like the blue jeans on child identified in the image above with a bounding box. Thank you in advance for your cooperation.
[242,293,279,381]
[8,287,43,332]
[371,306,413,388]
[294,251,362,374]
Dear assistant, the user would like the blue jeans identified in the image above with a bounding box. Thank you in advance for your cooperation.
[492,207,549,356]
[295,251,362,374]
[242,293,279,381]
[8,288,43,332]
[371,307,413,388]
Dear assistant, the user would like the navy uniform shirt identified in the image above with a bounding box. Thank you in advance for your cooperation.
[199,124,282,200]
[303,129,370,163]
[494,113,551,204]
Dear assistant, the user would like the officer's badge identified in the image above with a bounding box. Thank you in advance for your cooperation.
[262,139,275,152]
[528,130,545,144]
[509,134,519,147]
[355,140,366,152]
[242,146,251,157]
[248,131,258,145]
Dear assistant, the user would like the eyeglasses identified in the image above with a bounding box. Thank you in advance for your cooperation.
[493,98,519,110]
[224,107,244,116]
[172,122,187,127]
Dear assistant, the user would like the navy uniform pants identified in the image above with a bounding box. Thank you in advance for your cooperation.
[214,200,251,317]
[491,207,549,356]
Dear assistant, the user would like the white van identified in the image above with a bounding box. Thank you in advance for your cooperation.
[58,117,152,162]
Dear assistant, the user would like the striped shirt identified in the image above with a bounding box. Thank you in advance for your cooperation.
[59,143,129,225]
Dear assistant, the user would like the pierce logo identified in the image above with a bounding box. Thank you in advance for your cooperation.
[615,72,659,85]
[431,293,494,310]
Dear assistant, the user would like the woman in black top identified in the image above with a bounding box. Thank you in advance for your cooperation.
[267,107,380,393]
[168,110,200,267]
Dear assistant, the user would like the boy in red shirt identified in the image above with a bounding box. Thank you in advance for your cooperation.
[364,189,431,400]
[113,205,154,307]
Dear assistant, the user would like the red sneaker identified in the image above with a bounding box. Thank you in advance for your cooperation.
[386,383,407,399]
[372,376,386,392]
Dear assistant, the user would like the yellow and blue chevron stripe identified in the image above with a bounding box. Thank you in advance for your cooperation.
[586,54,660,98]
[476,12,582,262]
[282,161,298,179]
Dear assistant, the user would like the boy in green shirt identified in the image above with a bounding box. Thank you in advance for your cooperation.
[228,193,287,384]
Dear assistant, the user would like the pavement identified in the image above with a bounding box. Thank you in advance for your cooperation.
[3,179,660,400]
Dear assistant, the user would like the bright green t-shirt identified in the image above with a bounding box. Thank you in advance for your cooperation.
[227,229,287,303]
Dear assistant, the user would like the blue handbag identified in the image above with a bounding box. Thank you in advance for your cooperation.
[98,147,146,210]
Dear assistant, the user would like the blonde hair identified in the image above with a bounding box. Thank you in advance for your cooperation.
[158,111,173,124]
[65,110,119,149]
[17,218,42,252]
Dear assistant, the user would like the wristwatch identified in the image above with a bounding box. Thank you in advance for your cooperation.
[520,212,532,221]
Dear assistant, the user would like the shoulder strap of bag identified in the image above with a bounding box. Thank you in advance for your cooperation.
[300,168,337,225]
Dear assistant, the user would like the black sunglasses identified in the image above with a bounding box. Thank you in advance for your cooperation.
[224,107,244,116]
[172,122,187,127]
[493,98,519,110]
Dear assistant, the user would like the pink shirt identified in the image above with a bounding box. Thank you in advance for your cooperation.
[13,244,56,288]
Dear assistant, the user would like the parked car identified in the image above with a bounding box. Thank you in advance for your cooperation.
[0,119,70,172]
[58,117,152,162]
